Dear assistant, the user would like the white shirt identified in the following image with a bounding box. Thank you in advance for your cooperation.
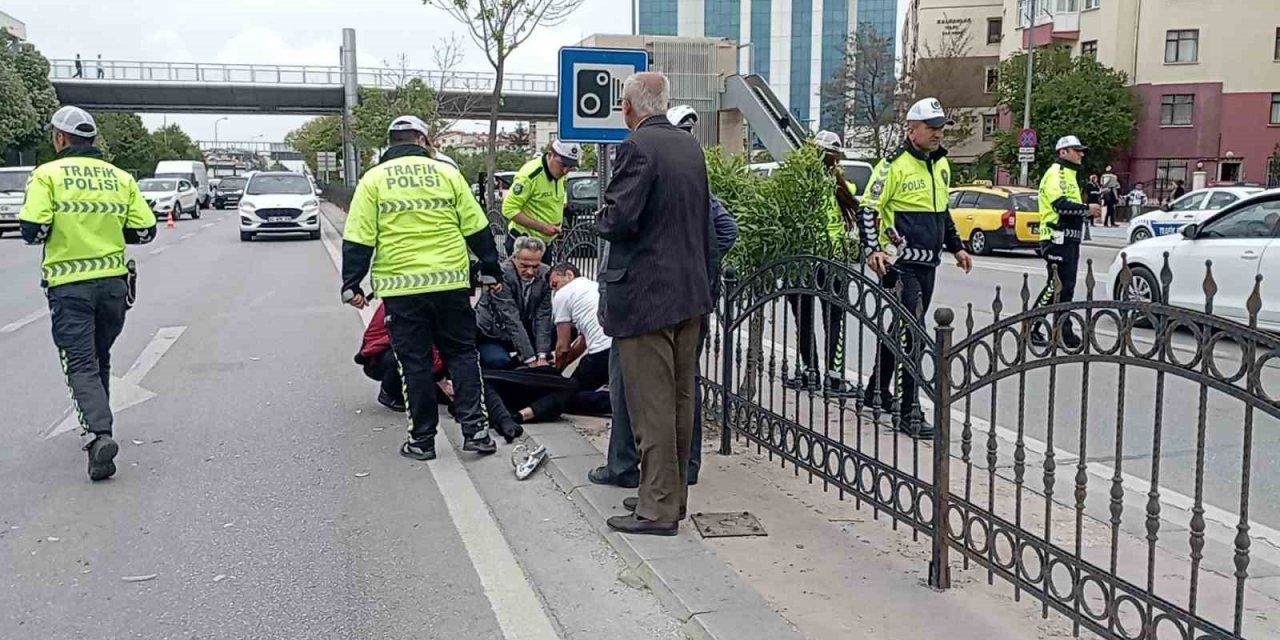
[552,276,611,355]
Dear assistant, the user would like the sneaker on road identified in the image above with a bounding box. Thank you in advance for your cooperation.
[378,390,406,413]
[896,413,934,440]
[85,434,119,482]
[400,440,437,461]
[463,432,497,455]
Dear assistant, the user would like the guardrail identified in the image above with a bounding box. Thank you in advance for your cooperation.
[47,59,558,95]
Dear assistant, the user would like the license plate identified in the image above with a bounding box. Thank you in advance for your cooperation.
[268,216,292,223]
[0,212,14,220]
[0,206,15,214]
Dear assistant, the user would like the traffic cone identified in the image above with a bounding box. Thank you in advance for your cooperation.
[165,211,175,229]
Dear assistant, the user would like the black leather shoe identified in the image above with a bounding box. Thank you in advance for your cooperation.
[86,435,118,482]
[622,496,686,520]
[588,466,639,488]
[896,413,935,440]
[606,513,678,536]
[378,390,406,413]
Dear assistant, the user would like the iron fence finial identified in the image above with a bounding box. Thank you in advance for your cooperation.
[1202,260,1217,315]
[992,286,1003,320]
[1085,259,1096,302]
[1160,251,1174,302]
[1248,274,1263,328]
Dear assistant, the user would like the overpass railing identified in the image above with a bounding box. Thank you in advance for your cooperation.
[48,59,558,95]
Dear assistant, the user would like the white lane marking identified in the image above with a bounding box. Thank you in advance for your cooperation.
[751,334,1280,565]
[201,223,215,229]
[150,246,168,256]
[180,233,195,240]
[319,215,559,639]
[45,326,187,440]
[943,260,1106,281]
[1,308,49,334]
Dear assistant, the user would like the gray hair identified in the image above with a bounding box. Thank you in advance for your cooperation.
[622,72,670,118]
[512,236,546,255]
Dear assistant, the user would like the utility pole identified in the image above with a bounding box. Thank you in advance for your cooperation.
[1019,0,1037,187]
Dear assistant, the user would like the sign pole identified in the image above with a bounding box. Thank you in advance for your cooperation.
[1019,0,1037,187]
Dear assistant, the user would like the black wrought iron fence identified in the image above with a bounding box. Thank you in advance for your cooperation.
[547,222,606,278]
[704,254,1279,640]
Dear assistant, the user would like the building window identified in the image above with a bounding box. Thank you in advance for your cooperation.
[1084,0,1100,9]
[1160,94,1194,126]
[1272,93,1280,125]
[1155,159,1188,203]
[982,114,998,140]
[987,18,1003,44]
[1164,29,1199,64]
[1056,0,1077,11]
[1081,40,1098,59]
[984,66,999,94]
[1274,27,1280,61]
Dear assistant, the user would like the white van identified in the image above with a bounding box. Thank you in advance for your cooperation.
[0,166,34,238]
[748,159,876,196]
[153,160,211,209]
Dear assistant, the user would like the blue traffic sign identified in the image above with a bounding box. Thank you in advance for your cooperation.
[1018,128,1038,148]
[558,47,649,144]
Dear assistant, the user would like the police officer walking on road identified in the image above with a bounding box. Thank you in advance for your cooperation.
[502,140,582,259]
[859,98,974,438]
[341,115,504,460]
[1030,136,1097,349]
[19,106,157,481]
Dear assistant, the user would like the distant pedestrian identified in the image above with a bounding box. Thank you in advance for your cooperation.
[96,54,104,79]
[1126,182,1149,221]
[1100,166,1120,227]
[596,72,712,536]
[73,54,82,78]
[1171,179,1187,202]
[1084,174,1101,227]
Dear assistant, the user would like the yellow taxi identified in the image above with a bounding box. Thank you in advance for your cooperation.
[947,182,1042,255]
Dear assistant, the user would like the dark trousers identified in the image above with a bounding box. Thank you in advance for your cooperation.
[363,351,404,402]
[618,316,702,523]
[529,348,610,421]
[477,338,517,370]
[786,268,846,375]
[47,277,129,438]
[1033,241,1081,309]
[383,290,488,443]
[867,264,936,416]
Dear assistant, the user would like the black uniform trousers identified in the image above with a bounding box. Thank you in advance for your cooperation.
[867,263,936,417]
[785,267,846,376]
[383,289,489,443]
[1033,241,1081,309]
[363,351,405,402]
[47,277,129,438]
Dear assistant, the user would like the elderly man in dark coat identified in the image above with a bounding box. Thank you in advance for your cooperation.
[596,71,713,536]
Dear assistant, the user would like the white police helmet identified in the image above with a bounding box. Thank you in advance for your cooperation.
[50,106,98,138]
[814,130,843,153]
[666,105,699,131]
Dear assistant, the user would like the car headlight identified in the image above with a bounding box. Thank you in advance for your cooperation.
[239,202,256,214]
[303,199,320,210]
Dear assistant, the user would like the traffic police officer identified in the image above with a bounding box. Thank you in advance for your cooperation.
[20,106,157,481]
[1031,135,1097,349]
[859,98,974,438]
[502,139,582,259]
[341,115,503,460]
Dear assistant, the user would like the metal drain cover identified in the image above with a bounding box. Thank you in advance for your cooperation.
[691,511,767,538]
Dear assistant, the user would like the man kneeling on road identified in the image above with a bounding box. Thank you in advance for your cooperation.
[510,263,611,424]
[341,114,503,461]
[474,236,554,370]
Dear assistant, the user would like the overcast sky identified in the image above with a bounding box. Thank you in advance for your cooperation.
[10,1,909,144]
[9,0,631,142]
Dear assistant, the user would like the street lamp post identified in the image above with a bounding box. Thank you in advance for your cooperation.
[214,117,229,149]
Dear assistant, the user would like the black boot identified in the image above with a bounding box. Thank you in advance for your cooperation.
[86,434,118,481]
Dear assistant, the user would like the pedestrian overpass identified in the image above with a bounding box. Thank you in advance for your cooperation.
[48,59,558,119]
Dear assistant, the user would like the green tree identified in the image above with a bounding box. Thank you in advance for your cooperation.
[993,46,1138,181]
[353,77,442,166]
[94,112,155,177]
[285,115,341,174]
[578,144,598,172]
[507,123,531,154]
[149,123,205,173]
[821,23,900,158]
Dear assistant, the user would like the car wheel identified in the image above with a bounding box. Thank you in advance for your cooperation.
[1116,264,1161,327]
[967,229,990,256]
[240,231,253,242]
[190,205,201,220]
[1129,227,1152,244]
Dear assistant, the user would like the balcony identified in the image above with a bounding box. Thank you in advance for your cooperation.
[1021,11,1081,47]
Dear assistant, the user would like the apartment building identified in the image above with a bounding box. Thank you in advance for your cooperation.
[909,0,1004,163]
[637,0,900,130]
[1001,0,1280,194]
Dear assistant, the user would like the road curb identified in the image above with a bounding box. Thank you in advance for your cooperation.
[519,422,807,640]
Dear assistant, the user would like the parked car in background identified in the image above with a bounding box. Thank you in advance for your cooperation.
[213,176,248,209]
[563,171,599,228]
[748,159,876,195]
[138,178,200,220]
[0,166,33,238]
[1128,187,1264,243]
[238,172,321,241]
[1110,189,1280,329]
[947,183,1041,255]
[153,160,211,208]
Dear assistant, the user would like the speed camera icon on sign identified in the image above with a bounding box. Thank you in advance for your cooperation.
[559,47,648,143]
[576,69,624,119]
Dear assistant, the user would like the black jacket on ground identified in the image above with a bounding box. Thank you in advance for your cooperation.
[595,115,712,338]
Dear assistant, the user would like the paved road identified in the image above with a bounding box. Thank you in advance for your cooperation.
[0,210,682,639]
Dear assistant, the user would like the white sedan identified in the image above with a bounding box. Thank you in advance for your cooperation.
[1128,187,1264,244]
[138,178,200,220]
[1110,189,1280,330]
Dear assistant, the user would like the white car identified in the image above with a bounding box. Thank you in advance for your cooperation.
[238,172,321,241]
[0,166,33,237]
[748,159,876,195]
[1110,189,1280,329]
[1128,187,1264,244]
[138,178,200,220]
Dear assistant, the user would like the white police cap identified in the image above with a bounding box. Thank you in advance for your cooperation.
[50,106,98,138]
[388,115,431,139]
[905,98,955,127]
[1055,135,1088,151]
